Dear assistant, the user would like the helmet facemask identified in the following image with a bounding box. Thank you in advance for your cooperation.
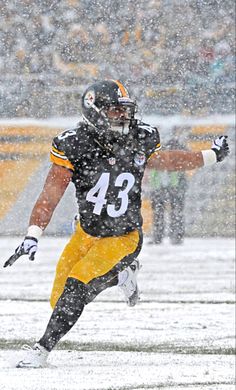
[105,99,136,135]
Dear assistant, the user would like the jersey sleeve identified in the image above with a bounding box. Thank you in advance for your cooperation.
[50,132,75,171]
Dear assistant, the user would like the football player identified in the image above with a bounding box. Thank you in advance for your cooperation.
[3,79,229,367]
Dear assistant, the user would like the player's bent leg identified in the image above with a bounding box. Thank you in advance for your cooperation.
[79,231,143,307]
[15,230,143,367]
[50,223,97,308]
[44,230,142,351]
[15,268,121,368]
[68,229,141,284]
[39,278,86,352]
[16,277,87,368]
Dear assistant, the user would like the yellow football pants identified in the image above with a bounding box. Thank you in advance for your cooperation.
[50,223,140,308]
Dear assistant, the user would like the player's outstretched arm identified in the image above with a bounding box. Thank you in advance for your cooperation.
[148,136,229,171]
[3,164,72,268]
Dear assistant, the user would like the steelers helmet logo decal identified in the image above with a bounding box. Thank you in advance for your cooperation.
[84,90,95,108]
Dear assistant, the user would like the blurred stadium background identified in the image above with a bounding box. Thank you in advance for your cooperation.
[0,0,235,236]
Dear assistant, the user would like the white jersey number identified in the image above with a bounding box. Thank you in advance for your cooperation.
[86,172,135,217]
[58,129,77,140]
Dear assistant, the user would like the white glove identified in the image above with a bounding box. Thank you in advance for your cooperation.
[3,236,38,267]
[211,135,229,162]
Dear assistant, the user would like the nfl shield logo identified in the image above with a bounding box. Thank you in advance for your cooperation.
[108,157,116,165]
[134,152,146,166]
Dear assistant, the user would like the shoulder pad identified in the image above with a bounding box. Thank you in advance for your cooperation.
[50,126,82,172]
[137,122,158,134]
[136,121,161,155]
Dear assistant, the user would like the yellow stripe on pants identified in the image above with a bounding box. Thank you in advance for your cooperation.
[50,224,139,308]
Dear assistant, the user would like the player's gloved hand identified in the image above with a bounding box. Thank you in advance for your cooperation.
[3,236,38,268]
[211,135,229,162]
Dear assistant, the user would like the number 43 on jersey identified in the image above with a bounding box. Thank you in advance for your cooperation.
[86,172,135,218]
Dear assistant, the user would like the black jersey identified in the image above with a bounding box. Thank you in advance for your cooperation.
[50,121,161,237]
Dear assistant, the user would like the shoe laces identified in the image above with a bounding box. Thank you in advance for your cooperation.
[21,343,43,352]
[21,344,33,351]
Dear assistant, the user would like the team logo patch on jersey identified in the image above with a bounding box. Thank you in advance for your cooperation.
[108,157,116,165]
[134,152,146,166]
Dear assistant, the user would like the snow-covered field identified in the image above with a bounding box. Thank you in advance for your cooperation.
[0,237,235,390]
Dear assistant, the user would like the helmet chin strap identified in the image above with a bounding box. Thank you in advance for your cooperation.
[82,114,97,129]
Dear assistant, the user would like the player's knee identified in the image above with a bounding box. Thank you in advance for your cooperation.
[50,277,96,310]
[63,277,91,307]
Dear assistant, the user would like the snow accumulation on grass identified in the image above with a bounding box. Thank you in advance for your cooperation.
[0,237,235,390]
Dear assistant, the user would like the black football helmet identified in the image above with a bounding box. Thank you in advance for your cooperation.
[81,80,136,135]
